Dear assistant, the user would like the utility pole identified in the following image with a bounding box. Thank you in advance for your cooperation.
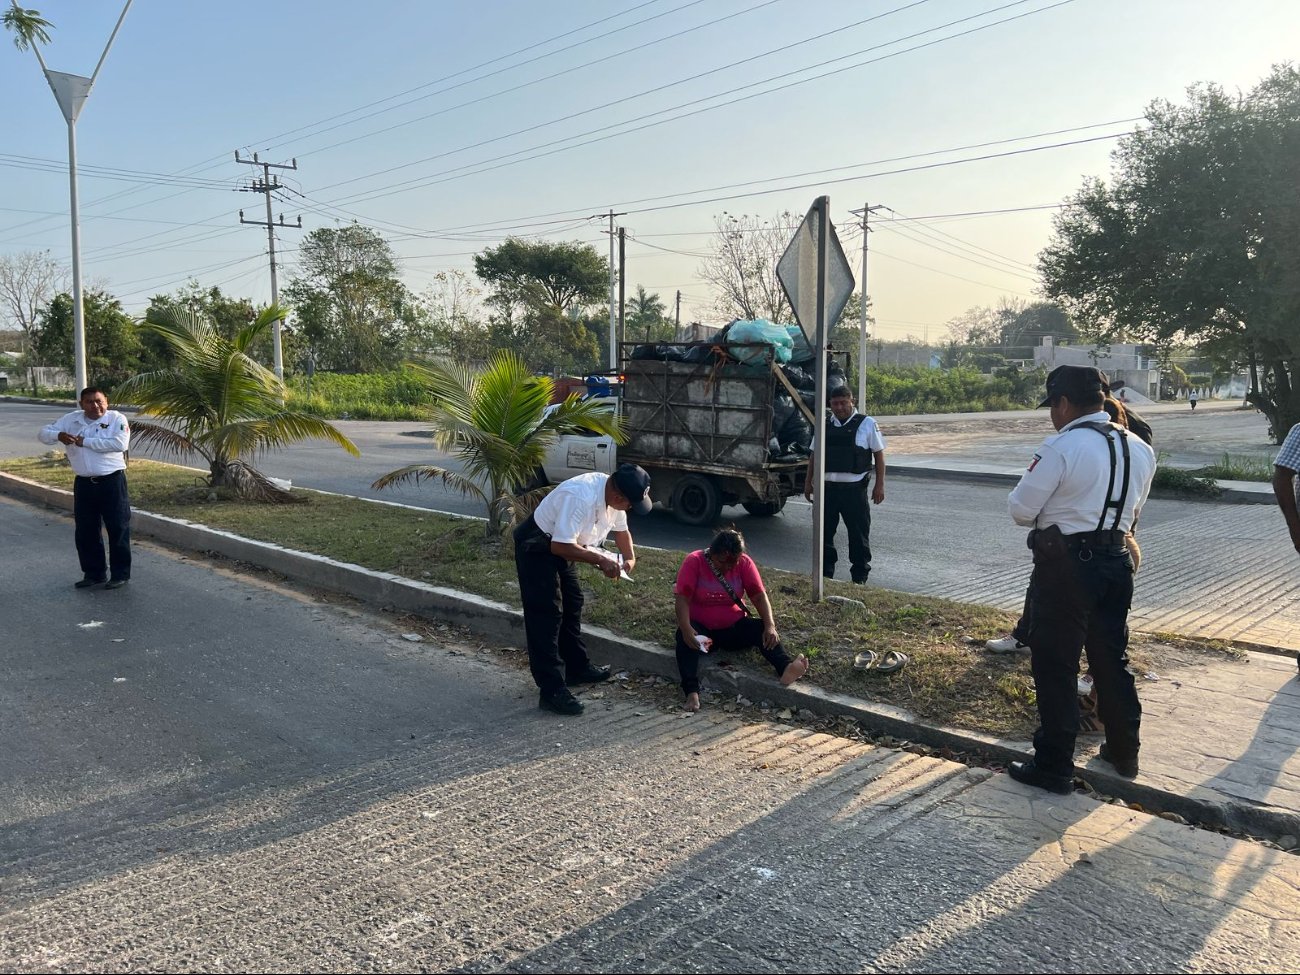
[600,209,626,370]
[617,226,626,366]
[851,203,887,405]
[237,152,302,381]
[675,289,682,332]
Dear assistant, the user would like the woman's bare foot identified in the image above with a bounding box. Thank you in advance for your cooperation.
[684,692,701,712]
[780,654,809,686]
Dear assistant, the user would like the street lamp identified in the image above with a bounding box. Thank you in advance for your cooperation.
[18,0,134,397]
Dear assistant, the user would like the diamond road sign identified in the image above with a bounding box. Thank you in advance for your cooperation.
[776,200,856,345]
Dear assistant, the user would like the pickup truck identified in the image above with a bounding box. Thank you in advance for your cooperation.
[537,344,810,526]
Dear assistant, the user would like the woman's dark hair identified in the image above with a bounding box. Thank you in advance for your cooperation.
[707,527,746,559]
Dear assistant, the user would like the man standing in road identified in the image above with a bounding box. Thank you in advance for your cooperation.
[38,387,133,590]
[804,385,886,584]
[1274,422,1300,556]
[513,463,652,716]
[1004,366,1156,794]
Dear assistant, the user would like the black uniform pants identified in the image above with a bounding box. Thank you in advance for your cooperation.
[674,617,793,695]
[514,535,594,697]
[73,471,131,582]
[823,478,871,581]
[1026,546,1141,776]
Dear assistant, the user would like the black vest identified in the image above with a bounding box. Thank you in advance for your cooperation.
[825,414,873,474]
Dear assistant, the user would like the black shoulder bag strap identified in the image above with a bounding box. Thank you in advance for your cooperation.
[706,555,752,617]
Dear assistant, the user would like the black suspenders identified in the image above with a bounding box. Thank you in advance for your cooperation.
[1077,421,1132,532]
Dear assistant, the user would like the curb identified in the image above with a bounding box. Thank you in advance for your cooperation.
[3,470,1297,844]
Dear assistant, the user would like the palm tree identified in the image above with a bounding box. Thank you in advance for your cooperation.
[628,285,670,342]
[3,4,53,50]
[116,303,359,502]
[373,350,623,536]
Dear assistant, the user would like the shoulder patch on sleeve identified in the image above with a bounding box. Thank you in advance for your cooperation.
[1027,454,1042,472]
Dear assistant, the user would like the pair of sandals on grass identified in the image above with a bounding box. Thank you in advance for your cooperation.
[852,649,910,674]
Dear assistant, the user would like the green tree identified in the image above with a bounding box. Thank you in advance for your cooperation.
[284,224,425,373]
[372,351,623,537]
[3,5,52,50]
[143,283,258,369]
[31,290,140,386]
[1040,64,1300,440]
[473,237,608,315]
[115,303,359,500]
[627,285,674,342]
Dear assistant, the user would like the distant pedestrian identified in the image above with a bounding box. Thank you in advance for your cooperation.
[804,386,886,584]
[1274,422,1300,557]
[37,387,133,590]
[1005,366,1156,794]
[512,464,651,716]
[1189,390,1198,411]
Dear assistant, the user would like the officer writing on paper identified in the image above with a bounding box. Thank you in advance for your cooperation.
[1005,366,1156,794]
[513,463,652,716]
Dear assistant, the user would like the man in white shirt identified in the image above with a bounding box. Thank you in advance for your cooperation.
[513,463,652,715]
[1005,366,1156,794]
[38,387,133,589]
[803,386,886,584]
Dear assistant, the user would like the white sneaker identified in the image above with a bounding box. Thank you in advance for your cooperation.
[986,635,1028,654]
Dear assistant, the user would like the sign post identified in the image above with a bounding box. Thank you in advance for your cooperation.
[777,197,855,601]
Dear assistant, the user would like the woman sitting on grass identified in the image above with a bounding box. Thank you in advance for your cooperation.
[674,528,809,711]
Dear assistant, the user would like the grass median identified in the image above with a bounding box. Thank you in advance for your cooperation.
[2,455,1242,740]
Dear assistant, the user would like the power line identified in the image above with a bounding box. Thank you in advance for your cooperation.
[323,0,1027,206]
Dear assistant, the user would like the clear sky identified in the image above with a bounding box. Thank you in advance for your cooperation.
[2,0,1296,340]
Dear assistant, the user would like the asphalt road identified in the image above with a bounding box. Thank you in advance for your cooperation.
[8,400,1297,650]
[2,500,1295,972]
[0,401,1185,592]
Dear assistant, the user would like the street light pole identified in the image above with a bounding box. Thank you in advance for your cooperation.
[25,0,134,397]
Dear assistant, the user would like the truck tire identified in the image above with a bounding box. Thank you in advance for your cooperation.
[741,498,786,517]
[670,473,722,527]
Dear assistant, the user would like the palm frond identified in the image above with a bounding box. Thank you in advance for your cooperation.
[221,461,304,504]
[3,6,53,50]
[233,302,290,354]
[127,420,206,465]
[370,465,485,501]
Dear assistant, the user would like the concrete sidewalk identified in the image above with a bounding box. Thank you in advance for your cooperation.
[4,472,1299,848]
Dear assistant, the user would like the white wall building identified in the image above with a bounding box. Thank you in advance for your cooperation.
[1033,338,1160,401]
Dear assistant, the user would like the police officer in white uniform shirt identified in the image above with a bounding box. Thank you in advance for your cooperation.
[804,385,886,584]
[1006,366,1156,794]
[513,463,652,715]
[38,387,133,589]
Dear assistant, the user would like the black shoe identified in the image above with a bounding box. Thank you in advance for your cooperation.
[565,664,610,686]
[539,688,584,716]
[104,578,130,590]
[851,575,869,585]
[75,577,106,589]
[1098,743,1139,778]
[1008,760,1074,795]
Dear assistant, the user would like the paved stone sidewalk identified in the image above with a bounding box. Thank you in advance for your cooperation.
[917,503,1300,653]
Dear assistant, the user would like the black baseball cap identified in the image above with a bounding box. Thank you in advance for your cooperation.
[612,463,653,515]
[1038,365,1110,408]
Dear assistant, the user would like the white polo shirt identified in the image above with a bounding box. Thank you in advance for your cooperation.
[1008,411,1156,534]
[811,412,887,483]
[533,472,628,547]
[38,409,131,477]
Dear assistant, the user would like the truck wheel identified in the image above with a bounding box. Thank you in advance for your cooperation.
[516,466,548,493]
[671,474,722,527]
[741,498,786,517]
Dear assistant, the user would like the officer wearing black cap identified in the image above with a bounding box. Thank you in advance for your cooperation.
[1005,365,1156,793]
[513,463,652,715]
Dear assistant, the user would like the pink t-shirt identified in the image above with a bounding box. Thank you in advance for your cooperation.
[674,550,765,631]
